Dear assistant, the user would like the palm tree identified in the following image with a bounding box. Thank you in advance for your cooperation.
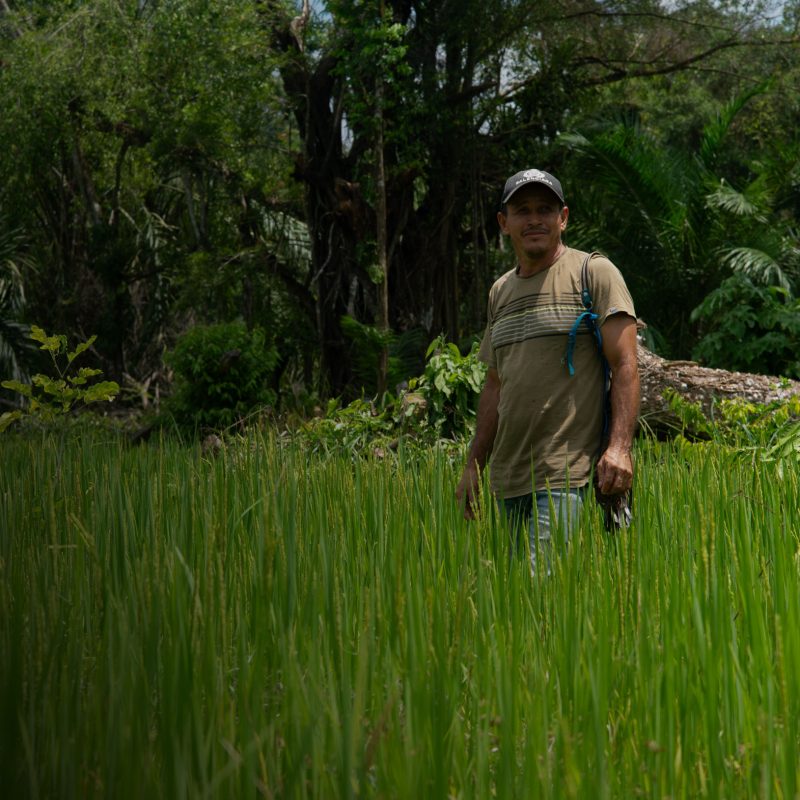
[559,85,798,357]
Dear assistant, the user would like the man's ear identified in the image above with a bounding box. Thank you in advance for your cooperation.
[560,205,569,230]
[497,210,509,234]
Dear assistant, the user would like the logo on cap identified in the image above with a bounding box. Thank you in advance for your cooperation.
[521,169,552,185]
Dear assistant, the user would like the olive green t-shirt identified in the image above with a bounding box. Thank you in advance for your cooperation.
[478,248,635,498]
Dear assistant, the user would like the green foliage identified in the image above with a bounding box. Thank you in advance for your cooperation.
[763,419,800,467]
[0,325,119,431]
[293,396,412,457]
[165,321,277,432]
[663,388,714,440]
[664,386,800,468]
[340,315,394,395]
[416,335,487,438]
[295,335,486,455]
[339,317,427,397]
[2,0,798,401]
[0,0,294,382]
[560,83,799,357]
[690,275,800,378]
[329,1,415,152]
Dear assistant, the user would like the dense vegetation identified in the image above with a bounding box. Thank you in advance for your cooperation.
[4,6,800,798]
[3,431,800,797]
[1,0,800,418]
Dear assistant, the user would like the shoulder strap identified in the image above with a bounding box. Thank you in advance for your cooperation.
[580,251,602,311]
[563,251,603,376]
[581,252,631,526]
[563,251,613,451]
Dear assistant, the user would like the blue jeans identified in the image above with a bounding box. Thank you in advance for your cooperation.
[502,488,587,574]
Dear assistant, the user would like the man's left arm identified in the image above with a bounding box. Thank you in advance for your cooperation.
[596,313,640,495]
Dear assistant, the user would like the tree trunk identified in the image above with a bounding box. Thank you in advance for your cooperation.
[375,66,389,396]
[637,342,800,436]
[271,15,371,396]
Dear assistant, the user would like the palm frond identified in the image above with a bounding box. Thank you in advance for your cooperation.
[562,122,703,276]
[0,224,35,383]
[0,318,33,385]
[561,127,672,249]
[254,205,312,272]
[706,184,766,220]
[720,247,792,291]
[698,82,770,173]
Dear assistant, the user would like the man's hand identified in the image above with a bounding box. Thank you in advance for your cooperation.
[455,462,481,519]
[456,367,500,520]
[595,444,633,496]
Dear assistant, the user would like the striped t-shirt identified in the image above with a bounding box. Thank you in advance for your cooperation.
[478,248,635,497]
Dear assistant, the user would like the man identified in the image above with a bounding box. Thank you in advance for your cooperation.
[455,168,640,569]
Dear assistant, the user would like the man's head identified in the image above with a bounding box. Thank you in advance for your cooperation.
[498,169,568,271]
[501,168,564,210]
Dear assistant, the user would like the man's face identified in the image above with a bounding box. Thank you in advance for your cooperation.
[497,184,568,261]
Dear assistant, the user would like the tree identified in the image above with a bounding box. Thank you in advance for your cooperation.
[2,0,798,400]
[0,0,296,386]
[560,83,800,357]
[265,0,800,393]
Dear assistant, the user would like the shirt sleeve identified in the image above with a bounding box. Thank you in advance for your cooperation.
[589,256,636,326]
[477,296,496,368]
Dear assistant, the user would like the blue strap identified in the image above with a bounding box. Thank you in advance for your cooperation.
[565,251,612,444]
[564,310,600,376]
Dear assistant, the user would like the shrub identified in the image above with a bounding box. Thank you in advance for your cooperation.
[415,335,486,438]
[293,335,486,455]
[165,322,277,431]
[691,275,800,378]
[1,326,118,432]
[664,387,800,467]
[340,316,428,396]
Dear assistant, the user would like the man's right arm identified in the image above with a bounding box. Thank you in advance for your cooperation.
[455,367,501,519]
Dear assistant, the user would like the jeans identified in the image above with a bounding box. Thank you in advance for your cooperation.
[502,488,587,575]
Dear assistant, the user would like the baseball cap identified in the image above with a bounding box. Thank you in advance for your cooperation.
[501,169,565,206]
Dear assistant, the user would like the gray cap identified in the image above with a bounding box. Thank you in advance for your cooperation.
[501,169,564,205]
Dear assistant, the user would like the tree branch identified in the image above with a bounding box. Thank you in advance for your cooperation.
[290,0,311,52]
[542,9,743,32]
[483,35,799,108]
[0,0,22,38]
[576,37,800,87]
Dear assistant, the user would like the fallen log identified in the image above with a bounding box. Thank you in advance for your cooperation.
[637,343,800,435]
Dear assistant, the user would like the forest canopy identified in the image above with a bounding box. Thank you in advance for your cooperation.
[1,0,799,410]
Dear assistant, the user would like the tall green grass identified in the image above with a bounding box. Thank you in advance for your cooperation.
[2,432,799,798]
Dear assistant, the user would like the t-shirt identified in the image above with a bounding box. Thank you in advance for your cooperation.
[478,247,635,498]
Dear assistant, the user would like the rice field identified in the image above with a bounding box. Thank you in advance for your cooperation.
[2,431,799,798]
